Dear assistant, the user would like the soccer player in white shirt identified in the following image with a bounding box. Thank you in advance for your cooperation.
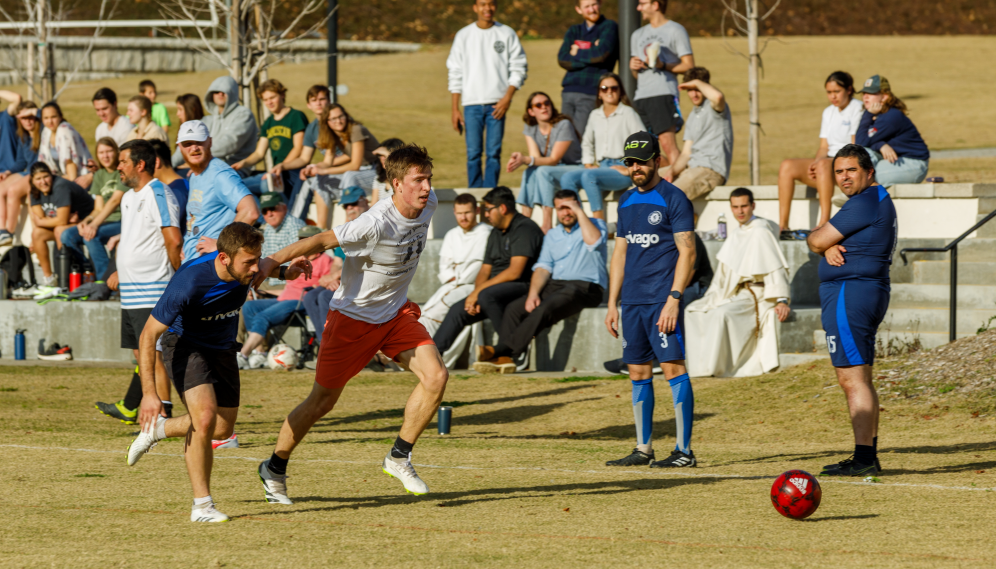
[254,144,447,502]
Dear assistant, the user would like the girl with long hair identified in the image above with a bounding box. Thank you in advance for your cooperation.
[855,75,929,187]
[0,98,41,246]
[370,137,406,205]
[171,93,205,170]
[27,162,94,287]
[559,73,646,221]
[37,101,91,181]
[506,91,583,233]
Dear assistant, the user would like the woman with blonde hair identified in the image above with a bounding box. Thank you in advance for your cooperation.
[0,98,41,245]
[855,75,929,186]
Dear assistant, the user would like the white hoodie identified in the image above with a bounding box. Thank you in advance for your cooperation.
[447,22,528,107]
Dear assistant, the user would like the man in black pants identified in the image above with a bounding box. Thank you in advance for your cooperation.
[474,190,608,373]
[432,186,543,357]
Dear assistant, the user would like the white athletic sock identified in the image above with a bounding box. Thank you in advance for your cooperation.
[637,443,653,455]
[154,416,167,441]
[193,495,212,506]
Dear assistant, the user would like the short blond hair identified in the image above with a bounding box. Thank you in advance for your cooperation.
[385,144,433,188]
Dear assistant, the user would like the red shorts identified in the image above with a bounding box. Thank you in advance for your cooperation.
[314,300,435,389]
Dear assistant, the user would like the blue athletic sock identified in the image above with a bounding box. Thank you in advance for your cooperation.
[668,374,693,454]
[631,378,654,454]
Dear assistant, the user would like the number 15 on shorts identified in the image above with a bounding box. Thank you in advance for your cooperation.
[826,335,837,354]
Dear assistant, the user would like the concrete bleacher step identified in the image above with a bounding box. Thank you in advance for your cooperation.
[912,260,996,285]
[879,307,996,336]
[889,284,996,310]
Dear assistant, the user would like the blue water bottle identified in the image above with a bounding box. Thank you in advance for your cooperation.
[14,329,26,360]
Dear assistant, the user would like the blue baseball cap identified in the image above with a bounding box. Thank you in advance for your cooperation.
[339,186,367,206]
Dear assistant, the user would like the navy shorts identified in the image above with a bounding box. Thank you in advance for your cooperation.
[819,280,890,367]
[621,302,686,365]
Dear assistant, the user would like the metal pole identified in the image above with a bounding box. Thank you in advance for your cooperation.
[950,245,957,343]
[229,0,242,97]
[327,0,338,102]
[747,0,760,185]
[617,0,638,100]
[26,40,36,102]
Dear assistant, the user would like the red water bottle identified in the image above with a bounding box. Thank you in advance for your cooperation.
[69,266,82,292]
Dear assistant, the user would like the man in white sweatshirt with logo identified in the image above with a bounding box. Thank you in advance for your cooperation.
[447,0,528,188]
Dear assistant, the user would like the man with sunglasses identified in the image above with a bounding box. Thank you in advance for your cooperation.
[605,131,699,469]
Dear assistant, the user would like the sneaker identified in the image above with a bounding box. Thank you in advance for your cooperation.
[475,345,495,362]
[472,356,517,375]
[603,359,627,374]
[382,453,429,495]
[127,416,165,466]
[248,352,267,369]
[819,455,878,477]
[212,434,239,449]
[190,501,230,523]
[0,230,12,246]
[650,449,697,468]
[514,345,530,372]
[37,339,72,361]
[33,285,64,300]
[258,460,293,504]
[12,285,38,299]
[237,352,250,370]
[606,448,655,467]
[38,274,56,287]
[95,400,138,424]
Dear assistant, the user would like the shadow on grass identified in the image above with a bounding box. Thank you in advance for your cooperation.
[805,514,880,522]
[243,476,723,513]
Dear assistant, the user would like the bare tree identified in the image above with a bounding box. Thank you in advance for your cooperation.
[721,0,781,185]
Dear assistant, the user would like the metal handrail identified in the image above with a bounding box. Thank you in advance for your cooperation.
[899,208,996,342]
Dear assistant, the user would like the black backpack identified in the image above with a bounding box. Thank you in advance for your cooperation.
[0,245,31,289]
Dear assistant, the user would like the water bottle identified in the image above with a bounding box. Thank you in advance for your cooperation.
[57,248,70,290]
[15,329,26,360]
[69,265,82,292]
[717,213,727,240]
[83,269,95,285]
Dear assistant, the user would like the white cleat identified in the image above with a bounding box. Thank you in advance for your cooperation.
[212,434,239,449]
[191,501,230,523]
[258,460,293,505]
[127,416,165,466]
[382,453,429,495]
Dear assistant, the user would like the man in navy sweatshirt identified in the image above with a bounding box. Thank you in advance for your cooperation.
[557,0,619,138]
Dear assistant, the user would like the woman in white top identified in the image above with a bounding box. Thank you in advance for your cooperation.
[559,73,647,221]
[37,102,91,181]
[777,71,863,231]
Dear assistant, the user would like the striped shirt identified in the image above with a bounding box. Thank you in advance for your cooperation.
[262,214,306,285]
[117,179,181,308]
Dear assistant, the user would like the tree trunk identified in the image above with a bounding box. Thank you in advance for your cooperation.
[747,0,761,185]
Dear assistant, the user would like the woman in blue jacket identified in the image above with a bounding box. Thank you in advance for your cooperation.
[855,75,929,186]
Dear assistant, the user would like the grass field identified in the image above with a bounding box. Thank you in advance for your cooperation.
[2,359,996,567]
[42,36,996,188]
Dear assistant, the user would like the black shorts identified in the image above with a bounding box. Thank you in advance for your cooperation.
[121,307,154,350]
[633,95,683,135]
[160,332,241,408]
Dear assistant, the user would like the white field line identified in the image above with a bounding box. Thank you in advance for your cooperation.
[2,443,993,493]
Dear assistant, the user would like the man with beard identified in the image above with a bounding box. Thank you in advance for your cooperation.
[125,222,309,523]
[604,131,699,469]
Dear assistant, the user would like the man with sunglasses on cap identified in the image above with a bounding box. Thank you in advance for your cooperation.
[604,131,699,469]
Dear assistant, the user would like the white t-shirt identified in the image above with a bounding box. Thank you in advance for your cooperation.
[330,191,438,324]
[117,179,181,309]
[819,99,864,156]
[95,115,133,147]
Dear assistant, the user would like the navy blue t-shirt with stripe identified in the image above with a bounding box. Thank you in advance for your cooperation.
[150,251,249,350]
[616,179,696,305]
[819,184,898,284]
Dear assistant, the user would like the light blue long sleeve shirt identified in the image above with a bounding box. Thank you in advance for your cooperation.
[533,217,608,289]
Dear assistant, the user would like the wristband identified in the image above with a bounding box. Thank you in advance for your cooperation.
[279,265,287,280]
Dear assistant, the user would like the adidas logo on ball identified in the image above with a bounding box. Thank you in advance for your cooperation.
[789,477,808,493]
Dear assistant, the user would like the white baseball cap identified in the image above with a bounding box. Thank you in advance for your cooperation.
[177,120,210,143]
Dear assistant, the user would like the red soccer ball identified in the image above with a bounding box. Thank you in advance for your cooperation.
[770,470,822,519]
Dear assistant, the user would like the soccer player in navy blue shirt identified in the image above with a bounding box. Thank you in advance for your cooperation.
[808,144,897,477]
[604,132,699,468]
[125,222,309,522]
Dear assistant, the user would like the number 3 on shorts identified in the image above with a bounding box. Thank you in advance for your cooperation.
[658,331,669,349]
[826,335,837,354]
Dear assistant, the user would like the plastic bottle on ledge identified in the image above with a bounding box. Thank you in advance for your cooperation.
[717,213,727,240]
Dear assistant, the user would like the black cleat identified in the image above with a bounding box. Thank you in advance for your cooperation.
[650,449,697,468]
[606,448,654,467]
[819,456,878,477]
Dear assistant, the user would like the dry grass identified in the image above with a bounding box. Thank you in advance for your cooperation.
[43,36,996,188]
[2,360,996,567]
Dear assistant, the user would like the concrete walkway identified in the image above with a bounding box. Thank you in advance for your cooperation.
[930,147,996,160]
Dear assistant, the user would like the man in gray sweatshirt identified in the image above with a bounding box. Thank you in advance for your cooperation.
[202,76,259,175]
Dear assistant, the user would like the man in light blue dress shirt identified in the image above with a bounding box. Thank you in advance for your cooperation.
[474,189,608,373]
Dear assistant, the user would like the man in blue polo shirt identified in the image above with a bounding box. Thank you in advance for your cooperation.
[808,143,897,477]
[474,189,608,374]
[604,131,698,469]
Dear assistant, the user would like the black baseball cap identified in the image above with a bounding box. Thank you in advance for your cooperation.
[622,131,660,163]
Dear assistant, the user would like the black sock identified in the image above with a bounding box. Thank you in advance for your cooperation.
[873,436,878,457]
[854,444,875,465]
[391,436,415,459]
[122,373,143,410]
[493,342,513,358]
[268,453,288,475]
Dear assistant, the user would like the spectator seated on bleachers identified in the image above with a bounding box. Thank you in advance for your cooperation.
[560,73,644,222]
[203,75,260,173]
[238,224,336,369]
[0,99,40,246]
[777,71,862,232]
[474,189,608,374]
[685,188,792,378]
[60,137,127,279]
[38,102,91,181]
[855,75,930,187]
[27,162,95,290]
[663,67,732,202]
[125,95,168,143]
[417,193,491,368]
[508,91,583,233]
[431,186,544,360]
[170,93,205,171]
